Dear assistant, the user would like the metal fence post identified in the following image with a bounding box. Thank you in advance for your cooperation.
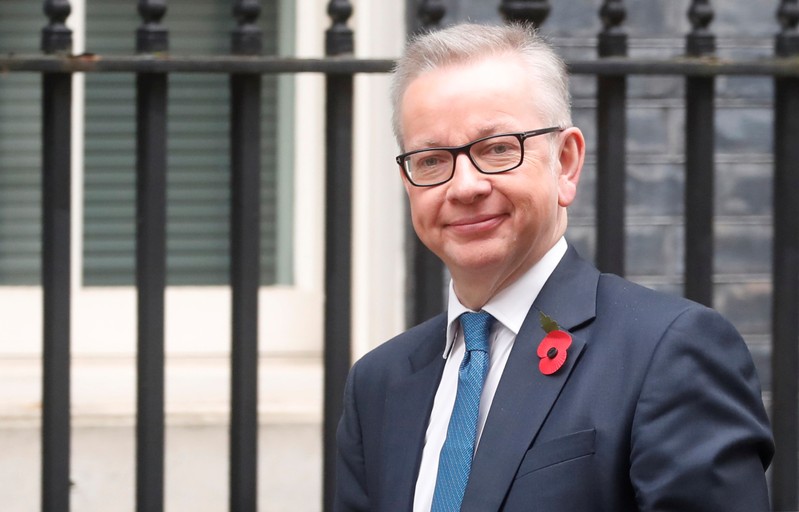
[135,2,169,512]
[499,0,550,25]
[771,1,799,509]
[229,1,263,511]
[684,0,716,306]
[323,1,354,511]
[404,1,448,329]
[596,0,627,276]
[41,2,73,511]
[417,0,446,31]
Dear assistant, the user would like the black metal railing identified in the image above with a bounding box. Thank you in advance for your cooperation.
[40,2,72,511]
[1,0,798,511]
[134,2,169,511]
[323,2,355,509]
[771,1,799,508]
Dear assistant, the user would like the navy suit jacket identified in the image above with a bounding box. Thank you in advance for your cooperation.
[335,247,774,511]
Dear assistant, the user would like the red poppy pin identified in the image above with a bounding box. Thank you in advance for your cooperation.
[537,312,572,376]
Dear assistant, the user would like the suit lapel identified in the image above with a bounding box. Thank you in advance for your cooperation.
[462,247,599,511]
[379,315,448,512]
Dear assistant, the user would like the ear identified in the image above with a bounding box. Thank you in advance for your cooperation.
[555,127,585,207]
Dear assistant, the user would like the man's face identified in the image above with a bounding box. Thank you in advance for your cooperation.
[399,55,581,301]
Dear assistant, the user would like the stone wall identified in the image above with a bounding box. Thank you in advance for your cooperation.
[437,0,777,396]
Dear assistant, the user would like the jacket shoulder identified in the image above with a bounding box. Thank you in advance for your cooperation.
[351,313,447,376]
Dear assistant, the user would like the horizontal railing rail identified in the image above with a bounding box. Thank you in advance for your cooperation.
[3,54,799,76]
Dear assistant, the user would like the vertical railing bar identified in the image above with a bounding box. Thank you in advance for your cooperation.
[770,1,799,509]
[416,0,446,33]
[323,2,354,511]
[499,0,551,26]
[406,1,447,327]
[41,2,73,511]
[408,235,446,325]
[684,0,716,306]
[135,2,169,512]
[229,2,262,511]
[596,0,627,276]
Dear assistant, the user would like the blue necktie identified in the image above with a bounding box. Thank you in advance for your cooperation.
[431,311,493,512]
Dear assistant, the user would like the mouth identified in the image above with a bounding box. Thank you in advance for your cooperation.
[446,214,506,235]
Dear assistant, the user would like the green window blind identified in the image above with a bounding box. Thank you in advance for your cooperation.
[0,0,285,286]
[83,0,283,286]
[0,1,43,285]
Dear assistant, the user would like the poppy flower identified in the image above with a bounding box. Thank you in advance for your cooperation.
[537,330,572,376]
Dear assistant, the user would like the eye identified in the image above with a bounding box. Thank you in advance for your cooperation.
[420,155,444,168]
[476,138,521,160]
[411,150,450,171]
[487,142,512,155]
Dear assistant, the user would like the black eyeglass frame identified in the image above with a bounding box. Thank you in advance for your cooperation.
[395,126,564,187]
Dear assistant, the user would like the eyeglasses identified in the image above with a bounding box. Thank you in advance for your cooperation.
[395,127,563,187]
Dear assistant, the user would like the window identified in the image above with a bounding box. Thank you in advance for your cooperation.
[0,1,42,285]
[0,0,288,286]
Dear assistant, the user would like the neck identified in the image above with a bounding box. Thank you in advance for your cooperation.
[450,229,566,311]
[451,257,534,311]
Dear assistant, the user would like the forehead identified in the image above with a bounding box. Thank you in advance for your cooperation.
[405,54,534,107]
[400,55,542,148]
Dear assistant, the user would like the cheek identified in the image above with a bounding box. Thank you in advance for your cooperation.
[408,192,440,225]
[509,185,558,225]
[407,197,435,241]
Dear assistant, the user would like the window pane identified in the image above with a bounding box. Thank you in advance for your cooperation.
[83,0,285,286]
[0,1,42,285]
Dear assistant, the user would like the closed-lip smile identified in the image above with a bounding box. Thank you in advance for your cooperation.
[446,214,506,234]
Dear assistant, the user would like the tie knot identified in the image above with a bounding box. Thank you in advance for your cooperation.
[460,311,493,353]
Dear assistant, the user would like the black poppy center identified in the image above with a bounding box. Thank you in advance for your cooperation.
[546,347,558,359]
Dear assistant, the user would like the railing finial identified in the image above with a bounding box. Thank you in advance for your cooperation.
[777,0,799,56]
[499,0,551,28]
[137,0,169,54]
[599,0,627,57]
[42,0,73,54]
[418,0,446,32]
[687,0,715,56]
[232,0,262,55]
[326,0,354,56]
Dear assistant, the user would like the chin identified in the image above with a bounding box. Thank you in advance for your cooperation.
[446,251,508,274]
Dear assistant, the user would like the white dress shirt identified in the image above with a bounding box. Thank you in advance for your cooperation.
[412,237,568,512]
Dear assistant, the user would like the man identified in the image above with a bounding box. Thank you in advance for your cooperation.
[335,23,773,512]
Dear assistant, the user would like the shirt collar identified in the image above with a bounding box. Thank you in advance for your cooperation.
[444,237,568,358]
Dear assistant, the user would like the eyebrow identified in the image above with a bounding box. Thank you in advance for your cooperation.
[410,124,517,150]
[475,124,512,138]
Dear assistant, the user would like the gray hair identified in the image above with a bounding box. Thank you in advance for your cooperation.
[390,23,572,148]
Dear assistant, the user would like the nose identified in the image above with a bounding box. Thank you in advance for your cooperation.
[445,153,492,203]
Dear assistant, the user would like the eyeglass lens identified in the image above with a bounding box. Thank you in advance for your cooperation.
[404,134,523,186]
